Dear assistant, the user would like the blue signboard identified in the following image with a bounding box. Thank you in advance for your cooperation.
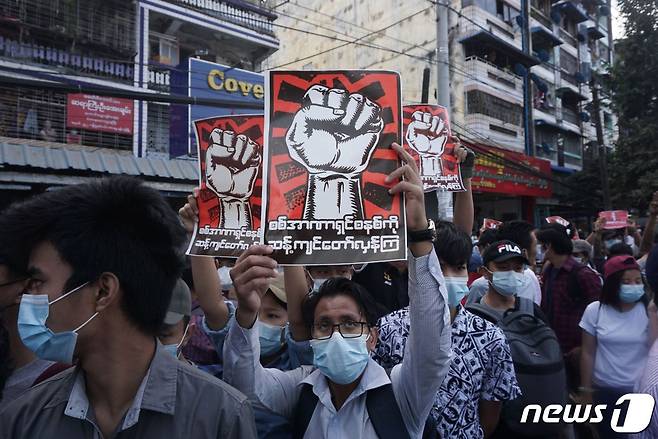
[169,58,265,158]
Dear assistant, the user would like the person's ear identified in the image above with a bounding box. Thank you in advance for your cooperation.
[478,266,490,279]
[366,327,379,352]
[94,272,121,312]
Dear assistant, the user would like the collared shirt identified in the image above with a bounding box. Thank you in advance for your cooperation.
[374,306,521,439]
[0,341,257,439]
[223,249,452,439]
[541,257,602,353]
[632,339,658,439]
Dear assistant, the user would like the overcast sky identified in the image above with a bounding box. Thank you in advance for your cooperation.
[611,0,625,39]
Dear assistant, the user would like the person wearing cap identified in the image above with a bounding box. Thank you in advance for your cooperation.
[158,279,194,363]
[579,255,658,439]
[374,222,520,439]
[475,239,546,321]
[179,192,313,439]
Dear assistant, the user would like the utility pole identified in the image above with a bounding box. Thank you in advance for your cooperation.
[434,0,453,221]
[520,0,534,156]
[591,75,611,210]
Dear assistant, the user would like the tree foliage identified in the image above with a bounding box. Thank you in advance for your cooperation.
[606,0,658,212]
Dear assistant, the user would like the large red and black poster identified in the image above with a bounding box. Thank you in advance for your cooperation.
[186,114,263,257]
[403,104,465,192]
[262,70,406,265]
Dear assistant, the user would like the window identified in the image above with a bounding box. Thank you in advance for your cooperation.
[466,90,523,125]
[150,34,179,66]
[496,0,519,25]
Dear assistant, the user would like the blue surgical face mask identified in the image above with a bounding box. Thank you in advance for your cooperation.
[619,284,645,304]
[490,270,525,297]
[18,283,98,364]
[444,276,469,307]
[605,239,622,250]
[163,323,190,359]
[257,320,285,356]
[310,331,370,385]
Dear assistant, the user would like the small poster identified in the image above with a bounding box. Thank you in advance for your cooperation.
[262,70,406,265]
[186,115,264,257]
[482,218,503,230]
[599,210,629,230]
[546,216,570,227]
[403,104,465,192]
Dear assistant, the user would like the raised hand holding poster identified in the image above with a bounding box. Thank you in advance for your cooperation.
[403,104,465,192]
[186,115,264,257]
[262,70,406,265]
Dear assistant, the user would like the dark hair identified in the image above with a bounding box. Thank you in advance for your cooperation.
[0,250,26,278]
[0,319,12,400]
[0,177,186,335]
[601,270,647,306]
[477,229,498,250]
[433,220,472,268]
[181,265,194,292]
[497,221,534,252]
[608,243,634,257]
[536,223,573,255]
[302,277,380,329]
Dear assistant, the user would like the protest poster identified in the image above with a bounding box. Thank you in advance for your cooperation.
[482,218,502,230]
[546,216,570,227]
[186,114,264,257]
[262,70,406,265]
[599,210,629,230]
[402,104,465,192]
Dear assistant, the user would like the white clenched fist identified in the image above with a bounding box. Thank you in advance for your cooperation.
[406,111,448,156]
[205,128,261,201]
[286,85,384,175]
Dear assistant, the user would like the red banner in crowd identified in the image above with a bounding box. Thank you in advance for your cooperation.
[599,210,629,230]
[186,114,264,258]
[469,144,552,198]
[66,94,133,135]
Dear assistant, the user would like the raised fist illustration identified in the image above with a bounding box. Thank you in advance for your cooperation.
[286,85,384,175]
[406,111,448,180]
[205,128,261,229]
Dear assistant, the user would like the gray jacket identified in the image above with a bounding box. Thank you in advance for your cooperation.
[0,341,257,439]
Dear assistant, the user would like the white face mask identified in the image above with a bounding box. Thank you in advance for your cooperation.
[312,278,327,292]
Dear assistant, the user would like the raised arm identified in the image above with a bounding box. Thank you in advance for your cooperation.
[453,139,475,235]
[386,144,452,435]
[283,266,312,341]
[179,192,231,330]
[222,245,311,418]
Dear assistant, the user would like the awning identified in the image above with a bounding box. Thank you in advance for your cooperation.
[556,86,588,102]
[459,31,541,67]
[534,119,582,136]
[587,24,606,39]
[0,141,199,192]
[531,26,564,47]
[553,1,589,23]
[551,164,577,174]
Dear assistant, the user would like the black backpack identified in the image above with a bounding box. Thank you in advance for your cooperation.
[291,378,439,439]
[467,298,567,436]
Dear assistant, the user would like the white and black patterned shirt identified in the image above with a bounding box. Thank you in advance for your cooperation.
[374,306,521,439]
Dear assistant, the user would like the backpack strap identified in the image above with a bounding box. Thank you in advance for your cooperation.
[465,302,501,324]
[292,384,319,439]
[366,384,411,439]
[516,296,534,315]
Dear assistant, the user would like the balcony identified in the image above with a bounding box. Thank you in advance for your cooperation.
[464,113,525,151]
[531,7,553,29]
[463,56,524,102]
[459,5,521,50]
[562,106,581,126]
[161,0,277,36]
[559,28,578,47]
[553,1,590,24]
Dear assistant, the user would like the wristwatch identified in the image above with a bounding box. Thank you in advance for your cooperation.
[408,219,436,243]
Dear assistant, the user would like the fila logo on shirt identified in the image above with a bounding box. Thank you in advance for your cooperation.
[497,243,521,255]
[520,394,655,433]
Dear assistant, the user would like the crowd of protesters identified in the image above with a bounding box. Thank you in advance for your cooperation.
[0,141,657,439]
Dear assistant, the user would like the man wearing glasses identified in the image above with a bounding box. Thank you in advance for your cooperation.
[223,144,452,438]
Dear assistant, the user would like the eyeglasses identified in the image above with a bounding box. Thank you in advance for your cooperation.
[312,321,369,340]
